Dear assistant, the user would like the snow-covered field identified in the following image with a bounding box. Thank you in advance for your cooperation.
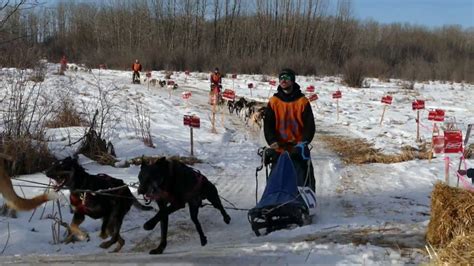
[0,63,473,264]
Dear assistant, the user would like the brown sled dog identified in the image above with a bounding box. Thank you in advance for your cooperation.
[0,166,57,211]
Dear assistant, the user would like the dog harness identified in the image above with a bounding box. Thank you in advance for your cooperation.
[69,174,120,215]
[70,192,92,215]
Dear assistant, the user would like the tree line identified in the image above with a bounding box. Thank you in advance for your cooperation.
[1,0,473,82]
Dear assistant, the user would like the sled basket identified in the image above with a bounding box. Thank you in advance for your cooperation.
[248,151,314,236]
[248,202,309,236]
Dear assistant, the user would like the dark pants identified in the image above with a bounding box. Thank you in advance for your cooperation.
[269,156,315,192]
[133,71,140,82]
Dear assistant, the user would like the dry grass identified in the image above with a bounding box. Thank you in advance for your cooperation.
[319,135,430,164]
[0,135,55,175]
[45,100,86,128]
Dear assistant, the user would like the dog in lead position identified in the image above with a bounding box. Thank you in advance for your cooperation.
[137,157,231,254]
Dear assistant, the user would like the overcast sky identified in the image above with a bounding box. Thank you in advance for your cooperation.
[348,0,474,28]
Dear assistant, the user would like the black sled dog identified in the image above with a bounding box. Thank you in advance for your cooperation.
[137,157,231,254]
[46,156,152,252]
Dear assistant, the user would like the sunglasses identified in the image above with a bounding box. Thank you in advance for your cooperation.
[279,74,292,81]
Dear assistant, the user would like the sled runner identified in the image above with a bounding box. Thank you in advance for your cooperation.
[248,143,317,236]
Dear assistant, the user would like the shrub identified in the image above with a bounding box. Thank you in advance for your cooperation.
[0,134,55,175]
[45,98,86,128]
[343,56,366,88]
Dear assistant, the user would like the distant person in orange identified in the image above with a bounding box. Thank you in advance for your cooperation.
[60,55,67,75]
[132,59,142,83]
[210,67,222,92]
[209,67,223,104]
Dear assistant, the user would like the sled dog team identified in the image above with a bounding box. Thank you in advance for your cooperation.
[1,156,230,254]
[1,68,321,254]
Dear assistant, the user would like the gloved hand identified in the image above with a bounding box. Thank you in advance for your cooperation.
[294,141,310,160]
[269,142,279,149]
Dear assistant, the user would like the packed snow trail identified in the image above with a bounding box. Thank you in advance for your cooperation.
[0,69,432,264]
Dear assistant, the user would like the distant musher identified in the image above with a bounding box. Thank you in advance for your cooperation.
[132,59,142,84]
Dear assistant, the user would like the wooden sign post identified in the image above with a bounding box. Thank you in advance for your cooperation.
[412,99,425,142]
[167,80,175,99]
[305,86,318,108]
[307,93,318,108]
[185,70,190,83]
[443,126,463,186]
[268,80,277,98]
[183,115,200,156]
[427,109,446,161]
[379,95,393,126]
[222,89,236,125]
[182,91,192,107]
[146,71,152,90]
[232,74,237,90]
[332,90,342,121]
[248,83,254,97]
[209,90,218,133]
[457,124,473,186]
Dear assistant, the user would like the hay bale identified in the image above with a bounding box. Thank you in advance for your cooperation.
[426,182,474,247]
[435,234,474,264]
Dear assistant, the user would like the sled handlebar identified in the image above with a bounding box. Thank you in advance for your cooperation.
[257,142,312,164]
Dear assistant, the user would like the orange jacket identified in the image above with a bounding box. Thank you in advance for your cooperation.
[264,83,315,150]
[132,63,142,72]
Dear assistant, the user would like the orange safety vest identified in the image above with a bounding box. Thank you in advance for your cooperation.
[132,63,142,72]
[268,96,309,144]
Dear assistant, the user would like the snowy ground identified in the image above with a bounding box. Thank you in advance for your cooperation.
[0,64,473,264]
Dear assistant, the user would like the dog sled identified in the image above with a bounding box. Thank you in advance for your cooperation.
[248,143,317,236]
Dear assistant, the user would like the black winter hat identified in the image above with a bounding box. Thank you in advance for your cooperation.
[467,168,474,178]
[279,68,296,82]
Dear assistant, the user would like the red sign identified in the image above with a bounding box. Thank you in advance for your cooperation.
[248,83,254,89]
[332,90,342,99]
[307,94,318,102]
[183,115,200,128]
[182,91,192,100]
[269,80,277,86]
[412,100,425,110]
[99,64,107,69]
[428,109,445,122]
[381,95,393,105]
[232,74,237,79]
[432,135,445,154]
[146,71,152,78]
[185,70,190,75]
[183,115,191,126]
[306,85,315,93]
[444,130,463,153]
[190,116,200,128]
[167,80,175,85]
[222,89,236,101]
